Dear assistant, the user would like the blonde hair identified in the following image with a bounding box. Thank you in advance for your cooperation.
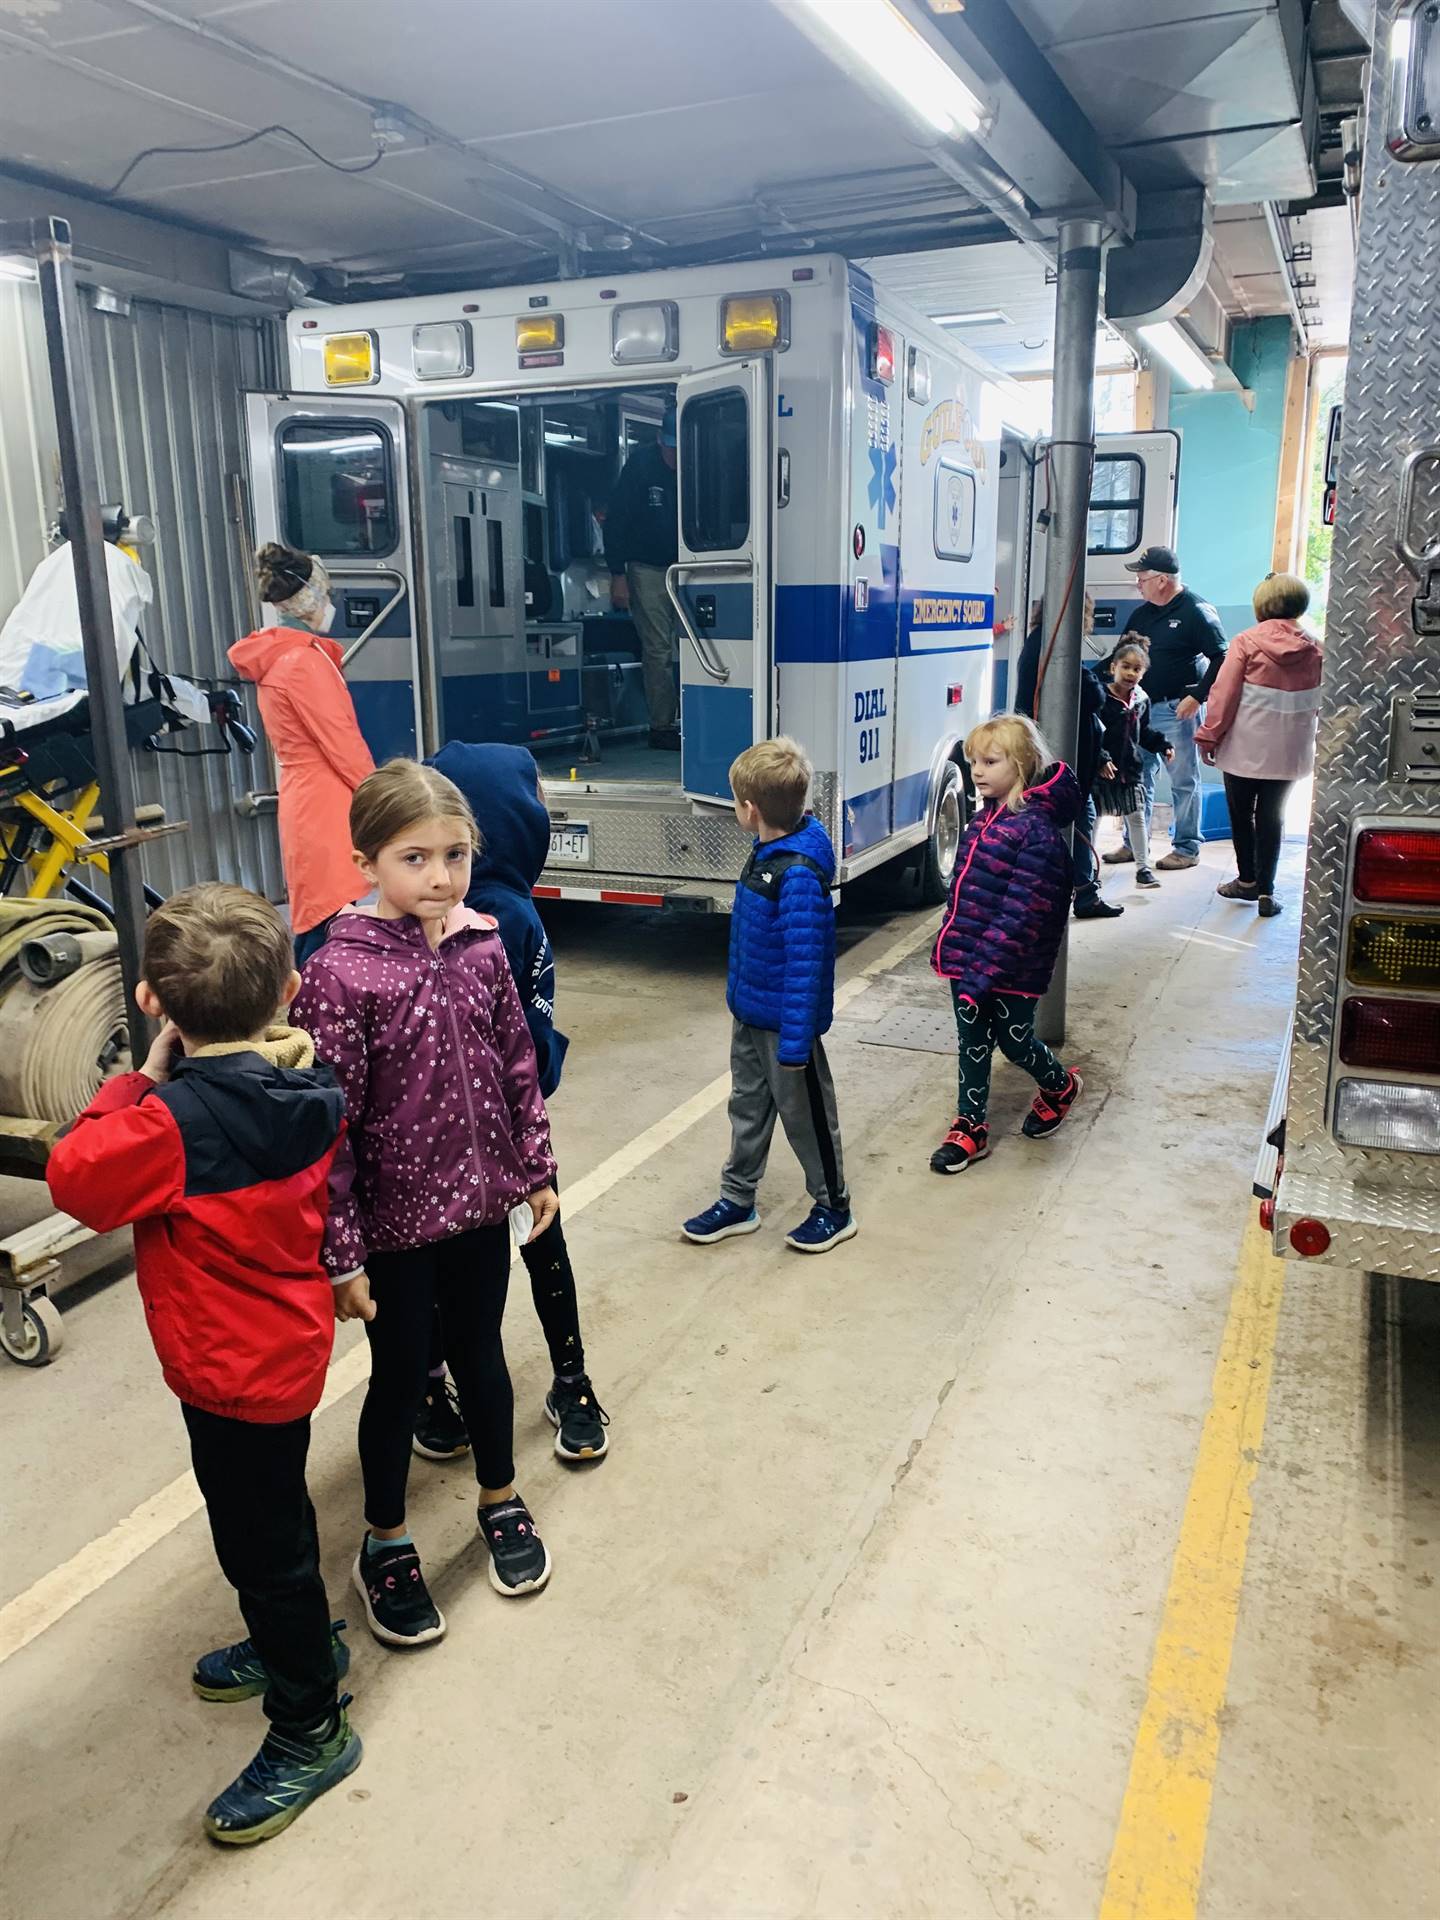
[730,735,812,832]
[1253,572,1310,622]
[966,714,1052,812]
[350,759,480,862]
[143,883,293,1044]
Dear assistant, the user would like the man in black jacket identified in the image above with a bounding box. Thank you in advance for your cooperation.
[1109,544,1227,870]
[604,409,680,750]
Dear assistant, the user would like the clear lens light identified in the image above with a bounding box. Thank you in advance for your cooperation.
[1334,1077,1440,1154]
[413,320,471,380]
[1138,321,1215,391]
[790,0,987,135]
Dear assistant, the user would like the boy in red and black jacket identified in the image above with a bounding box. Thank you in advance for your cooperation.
[47,883,364,1847]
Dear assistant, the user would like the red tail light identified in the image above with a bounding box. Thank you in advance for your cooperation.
[1354,827,1440,905]
[1339,995,1440,1073]
[868,324,896,385]
[1289,1218,1332,1258]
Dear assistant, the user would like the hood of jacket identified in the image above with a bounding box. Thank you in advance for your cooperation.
[228,624,342,685]
[165,1040,345,1187]
[326,903,498,956]
[982,761,1081,832]
[1240,618,1323,672]
[752,812,837,885]
[430,741,550,897]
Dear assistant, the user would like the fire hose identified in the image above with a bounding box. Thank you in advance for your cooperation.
[0,900,126,1123]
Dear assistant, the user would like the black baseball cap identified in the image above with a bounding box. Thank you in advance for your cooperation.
[1124,544,1179,575]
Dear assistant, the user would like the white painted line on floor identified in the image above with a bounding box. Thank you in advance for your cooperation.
[0,908,937,1668]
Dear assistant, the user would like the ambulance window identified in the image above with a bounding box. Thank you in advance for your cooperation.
[933,458,976,562]
[280,420,396,557]
[682,389,749,551]
[1088,455,1144,556]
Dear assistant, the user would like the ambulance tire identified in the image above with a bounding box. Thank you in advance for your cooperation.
[917,759,966,906]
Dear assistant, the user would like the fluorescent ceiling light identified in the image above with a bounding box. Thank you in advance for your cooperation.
[931,308,1009,327]
[0,256,37,283]
[1139,320,1215,390]
[789,0,987,136]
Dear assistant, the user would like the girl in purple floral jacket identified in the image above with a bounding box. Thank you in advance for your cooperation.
[929,716,1085,1174]
[294,760,559,1649]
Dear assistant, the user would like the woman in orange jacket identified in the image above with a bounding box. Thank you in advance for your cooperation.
[230,545,375,963]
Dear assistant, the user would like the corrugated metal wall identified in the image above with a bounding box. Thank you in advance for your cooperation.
[0,280,285,900]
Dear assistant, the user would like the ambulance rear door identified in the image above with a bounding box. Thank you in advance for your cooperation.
[1083,429,1181,653]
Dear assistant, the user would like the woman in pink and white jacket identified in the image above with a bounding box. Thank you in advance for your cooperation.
[1196,572,1322,918]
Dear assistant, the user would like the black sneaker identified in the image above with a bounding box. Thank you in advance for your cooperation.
[477,1495,552,1597]
[930,1118,991,1174]
[545,1374,610,1462]
[412,1376,471,1461]
[351,1534,446,1647]
[193,1621,350,1703]
[203,1696,362,1846]
[1021,1071,1084,1140]
[1074,894,1124,920]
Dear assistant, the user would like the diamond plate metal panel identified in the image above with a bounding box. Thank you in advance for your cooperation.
[541,771,838,888]
[856,1005,955,1055]
[1282,0,1440,1278]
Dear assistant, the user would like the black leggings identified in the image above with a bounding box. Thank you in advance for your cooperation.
[1223,773,1292,894]
[427,1196,585,1383]
[361,1224,513,1529]
[953,986,1068,1127]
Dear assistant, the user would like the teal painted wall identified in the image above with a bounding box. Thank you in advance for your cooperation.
[1168,315,1295,641]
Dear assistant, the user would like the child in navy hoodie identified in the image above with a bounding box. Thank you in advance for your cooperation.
[423,741,608,1464]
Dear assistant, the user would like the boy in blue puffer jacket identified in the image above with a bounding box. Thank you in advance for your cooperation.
[683,737,855,1255]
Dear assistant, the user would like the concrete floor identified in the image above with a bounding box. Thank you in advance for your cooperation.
[1,839,1436,1919]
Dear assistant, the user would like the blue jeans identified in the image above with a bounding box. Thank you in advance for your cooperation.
[1073,794,1098,899]
[1139,700,1202,857]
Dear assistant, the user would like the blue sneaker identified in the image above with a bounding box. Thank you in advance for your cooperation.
[193,1621,350,1703]
[784,1205,858,1254]
[682,1198,761,1245]
[203,1696,362,1846]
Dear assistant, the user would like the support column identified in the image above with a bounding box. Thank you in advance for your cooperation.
[1036,218,1103,1047]
[30,217,151,1043]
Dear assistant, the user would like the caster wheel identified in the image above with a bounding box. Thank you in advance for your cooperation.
[0,1294,64,1366]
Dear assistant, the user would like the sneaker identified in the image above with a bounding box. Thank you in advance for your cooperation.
[1156,850,1199,871]
[682,1198,761,1244]
[477,1495,552,1596]
[193,1621,350,1703]
[545,1374,610,1462]
[1102,845,1135,864]
[784,1204,859,1253]
[1258,895,1283,918]
[412,1375,471,1461]
[1021,1071,1084,1140]
[1217,878,1260,901]
[930,1119,991,1174]
[1074,894,1124,920]
[351,1534,446,1648]
[203,1696,362,1846]
[1136,865,1161,888]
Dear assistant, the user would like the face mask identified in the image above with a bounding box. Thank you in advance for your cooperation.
[319,599,337,634]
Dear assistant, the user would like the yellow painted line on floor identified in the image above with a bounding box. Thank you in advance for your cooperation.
[0,908,937,1668]
[1098,1214,1286,1920]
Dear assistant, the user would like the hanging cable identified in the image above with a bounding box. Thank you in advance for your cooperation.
[107,124,385,200]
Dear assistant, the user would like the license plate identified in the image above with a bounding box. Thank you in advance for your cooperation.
[548,822,591,865]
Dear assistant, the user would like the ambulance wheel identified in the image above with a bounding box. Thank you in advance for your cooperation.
[917,761,965,905]
[0,1294,64,1366]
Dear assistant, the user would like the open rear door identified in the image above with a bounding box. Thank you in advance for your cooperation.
[1084,429,1181,647]
[671,359,773,802]
[244,393,424,761]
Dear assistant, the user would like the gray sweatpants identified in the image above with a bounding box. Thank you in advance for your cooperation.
[720,1022,849,1214]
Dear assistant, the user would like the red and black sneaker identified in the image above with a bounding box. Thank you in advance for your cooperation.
[929,1118,991,1175]
[1022,1071,1084,1140]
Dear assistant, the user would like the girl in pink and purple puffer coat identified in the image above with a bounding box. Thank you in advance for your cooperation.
[929,715,1085,1175]
[293,760,559,1651]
